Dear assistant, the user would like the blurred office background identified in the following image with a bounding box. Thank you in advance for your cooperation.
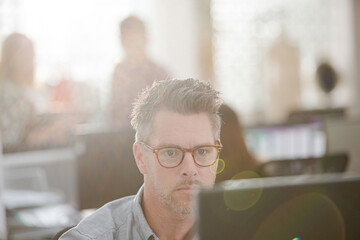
[1,0,360,239]
[0,0,359,121]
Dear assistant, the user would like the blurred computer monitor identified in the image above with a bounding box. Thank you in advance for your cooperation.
[196,174,360,240]
[245,121,326,161]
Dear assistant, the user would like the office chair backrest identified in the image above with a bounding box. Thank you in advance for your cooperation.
[75,126,143,210]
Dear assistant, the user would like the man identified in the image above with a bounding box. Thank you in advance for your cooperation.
[109,15,171,129]
[60,78,223,239]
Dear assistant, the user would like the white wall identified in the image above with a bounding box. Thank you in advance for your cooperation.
[328,0,357,113]
[152,0,202,80]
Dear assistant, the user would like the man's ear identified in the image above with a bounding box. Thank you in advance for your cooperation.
[133,142,148,175]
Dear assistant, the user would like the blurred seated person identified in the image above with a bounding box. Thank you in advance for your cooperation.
[216,104,260,182]
[0,33,77,152]
[109,15,171,129]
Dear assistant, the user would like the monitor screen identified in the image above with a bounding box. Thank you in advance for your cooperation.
[245,121,326,161]
[196,174,360,240]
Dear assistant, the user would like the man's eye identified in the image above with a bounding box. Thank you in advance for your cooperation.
[197,148,207,155]
[165,150,175,156]
[161,149,181,158]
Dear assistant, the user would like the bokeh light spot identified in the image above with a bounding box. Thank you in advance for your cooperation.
[216,158,225,174]
[223,171,263,211]
[209,158,225,175]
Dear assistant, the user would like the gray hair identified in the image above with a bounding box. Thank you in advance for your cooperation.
[131,78,223,142]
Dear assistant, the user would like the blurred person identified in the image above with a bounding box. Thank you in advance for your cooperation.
[60,78,223,240]
[216,104,260,182]
[109,15,171,129]
[264,27,301,123]
[0,33,76,151]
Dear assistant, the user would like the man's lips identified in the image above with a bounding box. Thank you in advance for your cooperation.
[176,184,202,194]
[177,185,193,191]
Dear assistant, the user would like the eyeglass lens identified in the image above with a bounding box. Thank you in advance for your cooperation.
[158,146,218,167]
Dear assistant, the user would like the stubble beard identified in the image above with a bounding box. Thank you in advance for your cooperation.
[148,175,197,215]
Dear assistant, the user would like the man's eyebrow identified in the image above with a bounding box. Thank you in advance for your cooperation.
[155,142,215,149]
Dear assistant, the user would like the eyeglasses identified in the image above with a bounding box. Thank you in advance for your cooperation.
[140,141,223,168]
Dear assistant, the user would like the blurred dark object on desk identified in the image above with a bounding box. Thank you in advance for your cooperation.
[257,152,348,177]
[75,124,142,210]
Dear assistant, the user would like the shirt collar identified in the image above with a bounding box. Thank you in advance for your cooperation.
[133,185,158,240]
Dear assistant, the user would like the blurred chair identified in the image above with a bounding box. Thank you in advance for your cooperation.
[75,124,142,210]
[257,153,348,177]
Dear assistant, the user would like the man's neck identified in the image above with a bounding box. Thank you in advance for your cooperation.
[142,185,194,240]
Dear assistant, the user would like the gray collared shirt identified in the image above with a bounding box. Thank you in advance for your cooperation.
[59,186,158,240]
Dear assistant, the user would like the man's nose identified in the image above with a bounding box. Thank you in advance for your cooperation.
[180,152,199,177]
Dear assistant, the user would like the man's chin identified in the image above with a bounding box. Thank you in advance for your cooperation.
[170,194,194,215]
[171,202,192,215]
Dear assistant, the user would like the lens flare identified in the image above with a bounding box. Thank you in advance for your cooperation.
[209,158,225,175]
[223,171,263,211]
[216,159,225,174]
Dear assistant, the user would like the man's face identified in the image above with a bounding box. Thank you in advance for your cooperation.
[142,110,218,215]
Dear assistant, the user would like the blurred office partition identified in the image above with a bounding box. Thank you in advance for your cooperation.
[325,119,360,174]
[0,139,7,240]
[75,125,142,210]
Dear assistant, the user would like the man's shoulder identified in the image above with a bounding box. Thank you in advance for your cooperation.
[60,195,135,240]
